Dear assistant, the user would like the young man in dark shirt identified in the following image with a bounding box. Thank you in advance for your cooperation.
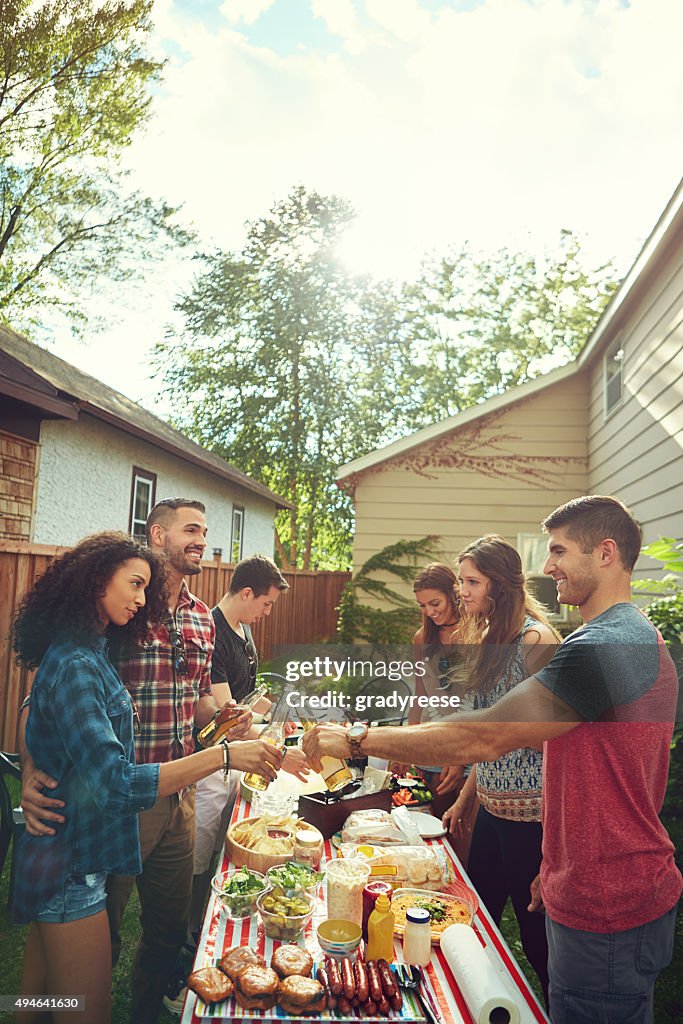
[191,554,292,895]
[164,556,310,1011]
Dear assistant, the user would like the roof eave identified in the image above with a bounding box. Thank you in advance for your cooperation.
[81,402,294,510]
[336,359,580,481]
[0,378,79,420]
[577,175,683,370]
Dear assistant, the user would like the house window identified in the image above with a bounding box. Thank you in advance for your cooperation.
[129,468,156,543]
[517,532,568,621]
[604,338,624,418]
[231,506,244,563]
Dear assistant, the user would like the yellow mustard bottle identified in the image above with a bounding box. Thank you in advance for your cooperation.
[365,894,395,963]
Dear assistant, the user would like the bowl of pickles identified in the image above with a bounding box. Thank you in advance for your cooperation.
[256,890,315,941]
[211,867,269,918]
[266,861,324,897]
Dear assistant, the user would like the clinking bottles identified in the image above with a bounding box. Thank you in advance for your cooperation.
[298,713,353,792]
[243,684,294,792]
[196,683,268,748]
[365,893,395,963]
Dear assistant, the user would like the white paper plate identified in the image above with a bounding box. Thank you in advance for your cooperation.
[406,810,446,839]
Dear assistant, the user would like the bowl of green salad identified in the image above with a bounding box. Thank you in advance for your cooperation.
[211,867,269,918]
[266,861,325,897]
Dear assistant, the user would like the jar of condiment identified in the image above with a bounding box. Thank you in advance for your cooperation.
[361,881,393,941]
[293,829,323,872]
[326,859,371,926]
[402,907,431,967]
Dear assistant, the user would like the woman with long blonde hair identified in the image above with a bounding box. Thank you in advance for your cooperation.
[442,535,560,1005]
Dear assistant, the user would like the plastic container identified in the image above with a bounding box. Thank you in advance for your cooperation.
[256,890,315,942]
[266,861,324,897]
[210,869,269,919]
[325,858,371,927]
[391,884,477,943]
[293,828,324,872]
[365,894,395,963]
[403,907,431,966]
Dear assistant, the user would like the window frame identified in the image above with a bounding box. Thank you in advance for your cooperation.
[129,467,157,543]
[230,505,244,563]
[517,532,569,622]
[603,335,624,420]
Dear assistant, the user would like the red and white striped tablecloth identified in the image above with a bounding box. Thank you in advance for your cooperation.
[180,794,549,1024]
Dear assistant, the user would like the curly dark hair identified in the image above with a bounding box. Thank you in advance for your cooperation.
[12,532,169,668]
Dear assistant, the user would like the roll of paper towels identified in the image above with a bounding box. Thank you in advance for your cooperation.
[440,925,521,1024]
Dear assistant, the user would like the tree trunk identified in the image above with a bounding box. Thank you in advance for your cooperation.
[274,528,292,570]
[303,521,313,570]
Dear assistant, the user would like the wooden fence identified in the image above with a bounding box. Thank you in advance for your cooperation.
[0,541,350,751]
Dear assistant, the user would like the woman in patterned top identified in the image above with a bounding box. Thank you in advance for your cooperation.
[442,535,560,1005]
[11,532,281,1024]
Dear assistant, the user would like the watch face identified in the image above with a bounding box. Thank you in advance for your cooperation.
[348,723,367,740]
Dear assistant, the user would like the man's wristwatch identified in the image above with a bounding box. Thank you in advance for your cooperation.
[347,721,369,758]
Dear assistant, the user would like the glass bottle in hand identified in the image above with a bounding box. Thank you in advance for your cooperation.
[298,712,353,792]
[196,683,268,748]
[243,685,293,791]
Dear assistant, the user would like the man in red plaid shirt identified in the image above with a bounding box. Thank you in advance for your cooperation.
[105,497,244,1023]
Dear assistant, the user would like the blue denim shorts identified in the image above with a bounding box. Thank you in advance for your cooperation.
[34,872,107,924]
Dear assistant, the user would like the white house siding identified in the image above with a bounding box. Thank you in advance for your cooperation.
[586,245,683,583]
[351,375,590,575]
[33,414,276,555]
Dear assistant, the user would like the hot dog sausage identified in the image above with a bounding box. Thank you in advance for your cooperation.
[316,966,337,1012]
[377,959,398,999]
[389,990,403,1012]
[354,960,370,1004]
[377,996,390,1015]
[362,999,377,1016]
[325,956,342,996]
[337,996,352,1015]
[341,957,356,1000]
[366,960,383,1004]
[350,996,360,1008]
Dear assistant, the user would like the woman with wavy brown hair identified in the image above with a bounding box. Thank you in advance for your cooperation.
[442,535,560,1006]
[11,532,280,1024]
[388,564,469,833]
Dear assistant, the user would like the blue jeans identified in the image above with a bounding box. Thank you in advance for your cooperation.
[546,904,677,1023]
[34,872,107,924]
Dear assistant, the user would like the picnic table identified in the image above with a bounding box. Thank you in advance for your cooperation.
[180,787,549,1024]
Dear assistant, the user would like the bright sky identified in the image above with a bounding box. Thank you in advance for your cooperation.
[48,0,683,409]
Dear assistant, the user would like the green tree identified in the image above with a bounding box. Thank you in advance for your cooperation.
[155,186,401,570]
[0,0,189,331]
[401,231,619,428]
[337,536,440,644]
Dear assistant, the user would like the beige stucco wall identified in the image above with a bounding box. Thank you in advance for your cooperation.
[350,374,590,575]
[586,246,683,582]
[33,414,277,555]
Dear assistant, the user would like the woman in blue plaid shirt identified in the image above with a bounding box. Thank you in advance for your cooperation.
[11,532,282,1024]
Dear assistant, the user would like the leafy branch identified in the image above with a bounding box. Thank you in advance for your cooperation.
[337,536,442,644]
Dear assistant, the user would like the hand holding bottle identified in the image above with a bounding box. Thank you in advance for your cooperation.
[282,744,311,782]
[230,739,283,780]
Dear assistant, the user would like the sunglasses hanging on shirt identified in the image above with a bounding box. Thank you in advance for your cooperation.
[169,627,188,675]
